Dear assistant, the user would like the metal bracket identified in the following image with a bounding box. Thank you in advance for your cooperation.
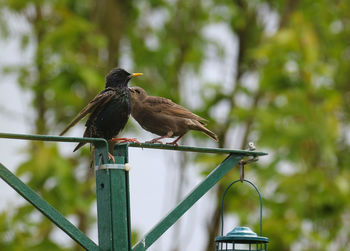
[98,163,131,171]
[248,142,256,151]
[238,142,259,182]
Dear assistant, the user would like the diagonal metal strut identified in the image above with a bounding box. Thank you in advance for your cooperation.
[0,163,99,251]
[132,154,243,251]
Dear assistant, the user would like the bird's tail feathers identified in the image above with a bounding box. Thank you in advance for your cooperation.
[191,121,219,142]
[60,130,67,136]
[59,117,81,136]
[73,142,86,152]
[89,146,95,170]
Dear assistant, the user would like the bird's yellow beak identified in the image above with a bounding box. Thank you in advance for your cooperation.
[131,73,143,78]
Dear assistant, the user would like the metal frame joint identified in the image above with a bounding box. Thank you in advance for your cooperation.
[98,163,131,171]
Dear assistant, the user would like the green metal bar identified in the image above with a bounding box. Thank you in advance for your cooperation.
[0,132,267,156]
[132,154,243,251]
[128,142,267,156]
[0,132,109,153]
[0,163,99,251]
[0,132,111,166]
[96,144,131,251]
[0,132,107,144]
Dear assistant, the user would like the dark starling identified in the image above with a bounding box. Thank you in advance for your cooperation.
[130,86,218,145]
[60,68,143,159]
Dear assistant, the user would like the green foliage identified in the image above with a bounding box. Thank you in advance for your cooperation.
[0,1,103,250]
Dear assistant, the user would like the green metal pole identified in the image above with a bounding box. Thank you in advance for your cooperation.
[128,142,267,156]
[0,133,111,165]
[95,144,131,251]
[113,144,132,249]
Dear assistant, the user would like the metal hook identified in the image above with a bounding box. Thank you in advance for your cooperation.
[239,160,245,182]
[220,179,264,237]
[237,142,259,182]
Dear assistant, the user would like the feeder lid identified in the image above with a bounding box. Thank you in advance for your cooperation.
[215,226,269,244]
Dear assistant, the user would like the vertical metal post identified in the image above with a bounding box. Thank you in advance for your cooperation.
[95,144,131,251]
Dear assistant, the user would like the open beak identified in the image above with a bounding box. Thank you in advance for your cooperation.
[131,73,143,78]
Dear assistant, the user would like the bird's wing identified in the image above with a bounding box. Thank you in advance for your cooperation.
[59,88,116,136]
[145,96,208,123]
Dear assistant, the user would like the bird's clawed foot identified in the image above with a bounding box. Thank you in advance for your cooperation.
[108,152,115,163]
[165,135,182,146]
[146,135,169,144]
[111,137,141,144]
[166,141,179,147]
[146,139,164,144]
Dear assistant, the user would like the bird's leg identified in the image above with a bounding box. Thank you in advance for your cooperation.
[146,135,169,144]
[108,152,115,163]
[166,134,184,146]
[111,137,141,144]
[107,140,116,163]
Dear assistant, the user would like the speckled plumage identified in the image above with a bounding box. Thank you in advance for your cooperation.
[76,87,131,151]
[60,68,142,151]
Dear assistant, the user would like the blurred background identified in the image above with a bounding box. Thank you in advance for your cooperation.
[0,0,350,250]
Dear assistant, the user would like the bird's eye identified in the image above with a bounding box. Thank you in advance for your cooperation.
[136,90,140,94]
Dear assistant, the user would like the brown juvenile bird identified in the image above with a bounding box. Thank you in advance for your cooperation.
[130,86,218,145]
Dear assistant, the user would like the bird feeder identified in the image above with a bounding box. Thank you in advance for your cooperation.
[215,179,269,251]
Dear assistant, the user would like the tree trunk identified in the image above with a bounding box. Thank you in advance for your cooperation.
[94,0,128,69]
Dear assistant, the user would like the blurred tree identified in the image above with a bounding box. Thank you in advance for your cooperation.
[196,0,350,250]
